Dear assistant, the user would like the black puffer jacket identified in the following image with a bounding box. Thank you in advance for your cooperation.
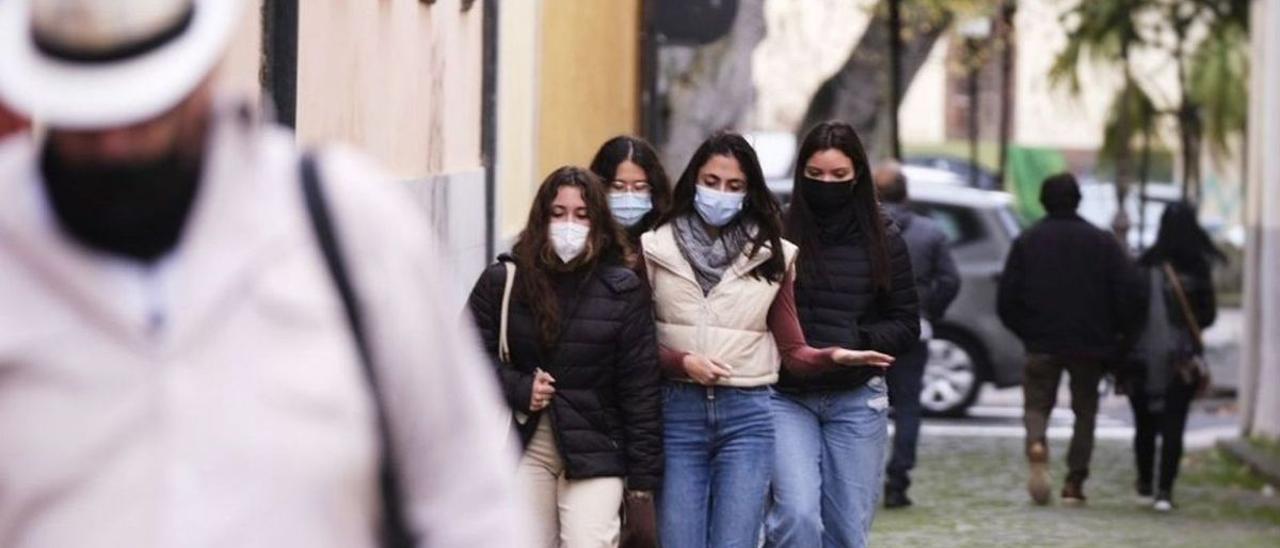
[778,219,921,392]
[997,213,1144,360]
[467,256,662,491]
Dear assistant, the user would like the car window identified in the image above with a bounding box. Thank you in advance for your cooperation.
[910,202,986,247]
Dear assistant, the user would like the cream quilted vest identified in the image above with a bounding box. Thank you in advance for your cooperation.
[642,224,798,387]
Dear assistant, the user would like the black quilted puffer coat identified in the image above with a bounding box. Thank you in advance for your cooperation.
[778,217,921,392]
[467,255,662,490]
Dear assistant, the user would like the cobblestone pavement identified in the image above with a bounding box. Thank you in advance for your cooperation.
[871,436,1280,547]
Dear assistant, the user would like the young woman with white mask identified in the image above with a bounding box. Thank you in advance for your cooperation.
[641,133,893,547]
[467,166,662,547]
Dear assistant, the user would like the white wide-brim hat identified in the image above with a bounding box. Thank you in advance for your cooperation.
[0,0,243,129]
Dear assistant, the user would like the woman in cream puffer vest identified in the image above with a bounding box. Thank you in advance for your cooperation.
[641,133,892,548]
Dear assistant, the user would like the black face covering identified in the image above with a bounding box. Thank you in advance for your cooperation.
[40,144,203,263]
[799,176,859,244]
[799,177,855,213]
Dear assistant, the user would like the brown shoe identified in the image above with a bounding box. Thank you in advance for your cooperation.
[1027,441,1051,506]
[1062,481,1087,506]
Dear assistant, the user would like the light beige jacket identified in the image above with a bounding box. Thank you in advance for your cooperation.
[642,224,798,387]
[0,107,529,548]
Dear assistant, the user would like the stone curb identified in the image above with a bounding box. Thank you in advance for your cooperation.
[1217,438,1280,487]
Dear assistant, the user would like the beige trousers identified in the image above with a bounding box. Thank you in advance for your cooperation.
[518,416,624,548]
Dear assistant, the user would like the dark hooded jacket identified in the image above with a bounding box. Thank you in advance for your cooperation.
[997,211,1143,360]
[884,203,961,320]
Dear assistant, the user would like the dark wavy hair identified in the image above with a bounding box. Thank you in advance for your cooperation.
[785,121,891,291]
[657,132,787,284]
[588,135,673,240]
[1139,202,1226,272]
[512,166,635,348]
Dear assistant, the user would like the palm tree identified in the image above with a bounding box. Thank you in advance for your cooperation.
[1051,0,1250,234]
[1186,0,1250,199]
[1050,0,1149,244]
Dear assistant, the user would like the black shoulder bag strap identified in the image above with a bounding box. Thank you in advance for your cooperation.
[301,152,417,548]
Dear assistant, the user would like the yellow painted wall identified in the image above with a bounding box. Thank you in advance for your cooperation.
[297,0,484,179]
[536,0,642,178]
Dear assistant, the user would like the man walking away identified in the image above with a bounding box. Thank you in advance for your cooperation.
[997,173,1142,507]
[874,161,961,509]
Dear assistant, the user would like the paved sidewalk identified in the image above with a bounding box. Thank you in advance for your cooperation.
[872,436,1280,547]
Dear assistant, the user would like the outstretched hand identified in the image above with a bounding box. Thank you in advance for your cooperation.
[832,349,895,369]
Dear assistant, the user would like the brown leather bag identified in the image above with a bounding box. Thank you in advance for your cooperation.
[620,492,657,548]
[1162,263,1212,398]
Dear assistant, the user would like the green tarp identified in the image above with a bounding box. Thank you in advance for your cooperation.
[1004,146,1067,221]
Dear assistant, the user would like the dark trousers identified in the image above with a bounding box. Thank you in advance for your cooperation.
[1023,354,1103,484]
[886,341,928,491]
[1127,374,1196,495]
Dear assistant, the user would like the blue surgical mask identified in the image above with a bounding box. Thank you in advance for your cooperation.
[694,186,745,227]
[608,192,653,228]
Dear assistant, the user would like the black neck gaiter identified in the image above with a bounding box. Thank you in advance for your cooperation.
[40,144,203,264]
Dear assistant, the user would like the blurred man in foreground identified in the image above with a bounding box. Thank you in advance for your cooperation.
[0,1,528,546]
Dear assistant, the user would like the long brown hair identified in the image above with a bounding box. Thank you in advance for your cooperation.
[657,132,788,284]
[512,166,635,349]
[786,121,891,291]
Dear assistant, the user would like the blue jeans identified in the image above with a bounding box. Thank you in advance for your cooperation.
[886,341,928,491]
[765,378,889,548]
[659,383,774,548]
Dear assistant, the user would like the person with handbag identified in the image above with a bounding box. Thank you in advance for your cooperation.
[1125,203,1223,512]
[466,166,663,547]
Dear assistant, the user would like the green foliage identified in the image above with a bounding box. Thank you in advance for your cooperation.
[1049,0,1250,190]
[1099,79,1162,172]
[1189,15,1250,162]
[1049,0,1148,94]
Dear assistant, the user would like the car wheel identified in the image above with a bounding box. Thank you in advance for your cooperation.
[921,333,984,417]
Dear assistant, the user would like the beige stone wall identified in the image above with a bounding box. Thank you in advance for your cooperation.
[297,0,484,179]
[212,0,484,180]
[214,2,262,108]
[212,0,490,288]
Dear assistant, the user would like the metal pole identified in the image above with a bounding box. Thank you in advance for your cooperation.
[996,1,1016,190]
[640,0,662,143]
[968,39,980,188]
[888,0,903,160]
[481,0,499,261]
[263,0,298,129]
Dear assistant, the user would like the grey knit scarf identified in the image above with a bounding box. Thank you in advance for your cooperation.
[673,213,755,295]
